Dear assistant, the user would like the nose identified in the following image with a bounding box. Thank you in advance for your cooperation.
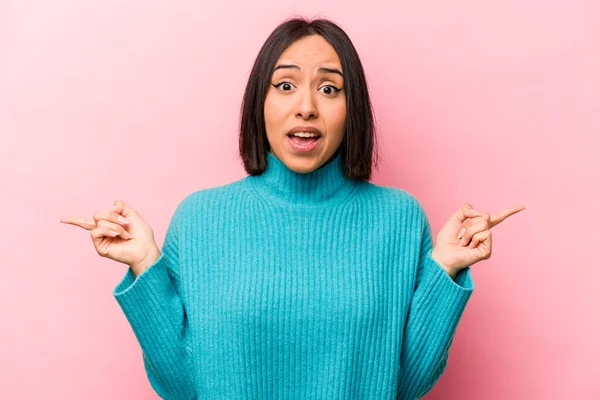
[295,88,318,119]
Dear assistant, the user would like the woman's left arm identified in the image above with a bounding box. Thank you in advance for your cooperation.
[397,202,525,399]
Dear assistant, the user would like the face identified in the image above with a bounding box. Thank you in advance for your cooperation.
[264,34,346,173]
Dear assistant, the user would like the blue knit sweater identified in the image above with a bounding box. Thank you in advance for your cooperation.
[113,150,475,399]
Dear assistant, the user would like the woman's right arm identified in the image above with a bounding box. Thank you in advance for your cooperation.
[112,199,197,400]
[60,198,197,399]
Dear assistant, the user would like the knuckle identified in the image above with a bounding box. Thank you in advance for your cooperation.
[107,213,116,223]
[469,226,478,236]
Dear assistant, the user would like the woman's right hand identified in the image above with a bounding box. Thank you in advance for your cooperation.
[60,199,161,277]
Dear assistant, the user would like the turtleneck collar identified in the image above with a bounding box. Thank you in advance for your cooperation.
[247,150,356,208]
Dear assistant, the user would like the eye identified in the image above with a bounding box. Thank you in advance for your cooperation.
[319,85,341,96]
[273,82,295,91]
[272,82,342,96]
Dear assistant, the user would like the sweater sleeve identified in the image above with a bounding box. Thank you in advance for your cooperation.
[397,203,475,400]
[112,201,196,400]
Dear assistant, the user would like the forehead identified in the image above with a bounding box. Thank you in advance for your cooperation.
[275,35,342,71]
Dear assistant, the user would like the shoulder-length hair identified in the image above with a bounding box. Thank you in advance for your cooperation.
[238,16,380,181]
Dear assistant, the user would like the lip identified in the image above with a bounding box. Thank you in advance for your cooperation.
[287,135,321,153]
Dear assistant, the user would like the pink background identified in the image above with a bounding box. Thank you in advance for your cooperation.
[1,0,598,398]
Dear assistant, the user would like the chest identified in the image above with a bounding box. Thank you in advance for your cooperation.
[179,205,418,330]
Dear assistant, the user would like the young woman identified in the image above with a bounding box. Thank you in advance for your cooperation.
[60,17,525,400]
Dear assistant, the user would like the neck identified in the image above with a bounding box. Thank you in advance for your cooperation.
[247,150,356,208]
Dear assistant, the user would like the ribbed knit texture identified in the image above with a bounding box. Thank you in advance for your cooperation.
[113,150,475,400]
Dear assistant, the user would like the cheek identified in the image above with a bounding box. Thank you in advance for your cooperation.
[264,95,287,127]
[263,103,277,133]
[329,102,346,131]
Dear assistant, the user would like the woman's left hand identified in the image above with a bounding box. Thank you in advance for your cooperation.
[431,203,526,277]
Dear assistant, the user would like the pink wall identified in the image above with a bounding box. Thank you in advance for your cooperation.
[2,0,598,398]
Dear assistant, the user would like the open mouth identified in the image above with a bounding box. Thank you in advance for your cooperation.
[287,133,320,141]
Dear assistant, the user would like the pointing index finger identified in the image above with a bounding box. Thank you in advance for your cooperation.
[490,204,526,228]
[59,216,97,231]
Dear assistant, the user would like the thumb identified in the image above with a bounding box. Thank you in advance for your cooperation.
[111,199,137,218]
[452,203,481,223]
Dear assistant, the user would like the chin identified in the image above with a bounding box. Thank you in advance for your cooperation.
[285,155,322,173]
[288,161,318,174]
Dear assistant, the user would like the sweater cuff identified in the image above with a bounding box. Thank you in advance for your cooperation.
[113,252,172,313]
[421,249,474,297]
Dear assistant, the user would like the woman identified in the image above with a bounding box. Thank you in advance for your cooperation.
[60,17,525,399]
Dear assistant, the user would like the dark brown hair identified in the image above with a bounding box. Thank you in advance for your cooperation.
[238,16,380,180]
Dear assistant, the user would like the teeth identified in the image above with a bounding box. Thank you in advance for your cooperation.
[291,132,319,137]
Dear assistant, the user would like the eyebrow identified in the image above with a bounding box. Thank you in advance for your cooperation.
[272,64,344,78]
